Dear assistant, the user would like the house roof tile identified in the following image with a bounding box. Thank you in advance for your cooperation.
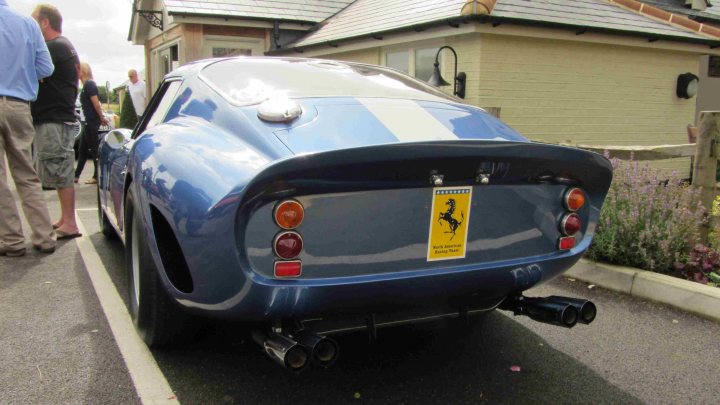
[164,0,354,23]
[289,0,716,49]
[638,0,720,22]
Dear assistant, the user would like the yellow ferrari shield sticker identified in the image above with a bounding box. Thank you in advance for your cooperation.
[427,186,472,261]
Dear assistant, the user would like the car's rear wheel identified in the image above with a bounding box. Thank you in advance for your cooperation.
[125,187,188,348]
[97,186,116,240]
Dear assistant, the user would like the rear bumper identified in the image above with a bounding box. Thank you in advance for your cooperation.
[177,250,583,321]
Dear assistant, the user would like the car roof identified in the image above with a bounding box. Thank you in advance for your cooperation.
[168,57,461,106]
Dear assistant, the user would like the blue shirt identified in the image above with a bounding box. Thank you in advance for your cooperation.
[0,0,54,101]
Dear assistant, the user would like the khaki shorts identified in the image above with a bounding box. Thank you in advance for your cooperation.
[34,122,76,189]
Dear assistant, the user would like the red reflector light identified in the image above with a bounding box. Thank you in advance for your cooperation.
[274,200,304,229]
[274,231,303,259]
[564,188,586,211]
[560,213,582,236]
[558,236,575,250]
[275,261,302,278]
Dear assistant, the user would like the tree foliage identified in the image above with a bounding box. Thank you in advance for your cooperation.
[119,92,138,129]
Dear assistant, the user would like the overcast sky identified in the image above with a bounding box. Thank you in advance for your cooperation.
[8,0,145,89]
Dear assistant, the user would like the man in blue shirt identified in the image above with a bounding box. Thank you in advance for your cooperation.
[0,0,56,256]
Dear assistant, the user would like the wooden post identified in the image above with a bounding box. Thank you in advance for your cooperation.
[691,111,720,245]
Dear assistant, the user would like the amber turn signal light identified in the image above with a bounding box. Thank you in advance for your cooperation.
[564,188,586,211]
[274,200,304,229]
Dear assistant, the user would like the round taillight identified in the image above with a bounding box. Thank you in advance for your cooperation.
[274,200,304,229]
[560,213,582,236]
[274,231,303,259]
[564,188,586,211]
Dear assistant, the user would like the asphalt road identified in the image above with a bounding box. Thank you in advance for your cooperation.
[2,172,720,405]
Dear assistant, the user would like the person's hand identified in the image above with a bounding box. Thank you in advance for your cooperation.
[100,116,109,126]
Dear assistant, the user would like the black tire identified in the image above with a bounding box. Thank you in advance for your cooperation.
[125,188,188,348]
[97,186,117,240]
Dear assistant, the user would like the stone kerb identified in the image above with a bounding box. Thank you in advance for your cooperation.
[566,259,720,323]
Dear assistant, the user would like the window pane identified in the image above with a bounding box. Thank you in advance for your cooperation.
[710,55,720,78]
[213,47,252,58]
[385,51,409,74]
[143,81,182,132]
[415,48,439,82]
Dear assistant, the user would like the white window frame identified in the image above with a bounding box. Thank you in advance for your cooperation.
[150,39,181,92]
[382,42,445,79]
[202,35,265,59]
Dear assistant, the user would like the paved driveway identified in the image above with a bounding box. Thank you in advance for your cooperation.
[1,174,719,404]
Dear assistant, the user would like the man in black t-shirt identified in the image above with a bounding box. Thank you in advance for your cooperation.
[31,4,81,239]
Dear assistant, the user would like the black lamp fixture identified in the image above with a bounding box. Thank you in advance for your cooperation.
[676,72,700,99]
[427,45,467,99]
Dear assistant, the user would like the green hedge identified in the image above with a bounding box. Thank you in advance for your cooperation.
[119,93,138,129]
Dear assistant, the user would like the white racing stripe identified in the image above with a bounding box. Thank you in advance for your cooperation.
[75,217,179,405]
[358,98,458,142]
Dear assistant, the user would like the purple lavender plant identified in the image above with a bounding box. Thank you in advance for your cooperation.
[587,158,704,273]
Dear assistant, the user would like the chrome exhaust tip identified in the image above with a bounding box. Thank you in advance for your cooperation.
[295,332,340,368]
[252,331,310,372]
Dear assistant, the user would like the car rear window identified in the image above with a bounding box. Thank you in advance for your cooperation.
[199,58,459,106]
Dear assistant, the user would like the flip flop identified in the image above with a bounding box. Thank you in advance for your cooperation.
[56,230,82,240]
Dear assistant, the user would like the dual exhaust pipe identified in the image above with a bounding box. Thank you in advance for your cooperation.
[254,294,594,371]
[501,295,597,328]
[252,329,339,372]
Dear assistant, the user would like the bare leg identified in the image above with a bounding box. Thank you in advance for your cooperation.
[55,186,78,234]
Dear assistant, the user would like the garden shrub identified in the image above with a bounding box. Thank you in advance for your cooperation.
[119,92,138,130]
[673,244,720,287]
[586,157,704,273]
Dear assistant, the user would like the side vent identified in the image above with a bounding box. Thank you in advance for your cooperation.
[150,206,194,293]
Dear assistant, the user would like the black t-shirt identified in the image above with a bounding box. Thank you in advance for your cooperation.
[80,80,99,124]
[31,36,79,124]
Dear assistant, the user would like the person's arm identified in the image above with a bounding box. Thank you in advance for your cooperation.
[33,23,54,79]
[140,82,147,107]
[91,95,109,126]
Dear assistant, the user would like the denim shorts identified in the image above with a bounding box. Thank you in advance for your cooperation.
[34,122,76,189]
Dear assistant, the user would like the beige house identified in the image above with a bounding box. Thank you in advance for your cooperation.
[129,0,720,174]
[129,0,352,92]
[638,0,720,123]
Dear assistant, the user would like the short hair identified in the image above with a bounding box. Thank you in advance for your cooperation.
[34,4,62,33]
[79,62,94,80]
[128,69,138,77]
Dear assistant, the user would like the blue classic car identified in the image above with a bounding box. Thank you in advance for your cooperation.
[97,57,612,371]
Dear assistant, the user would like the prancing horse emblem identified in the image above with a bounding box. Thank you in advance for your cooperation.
[438,199,464,240]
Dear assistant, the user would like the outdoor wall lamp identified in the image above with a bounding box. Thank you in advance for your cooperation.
[427,45,467,99]
[677,72,700,99]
